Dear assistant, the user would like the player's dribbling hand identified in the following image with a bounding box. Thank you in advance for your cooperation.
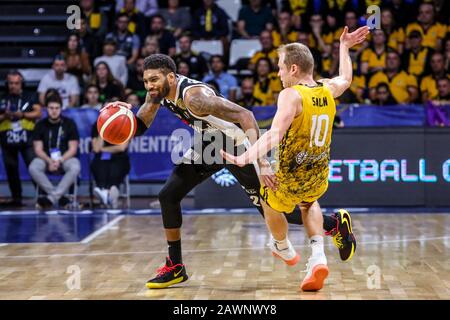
[340,25,370,48]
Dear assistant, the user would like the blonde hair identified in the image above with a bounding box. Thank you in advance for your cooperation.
[277,43,314,75]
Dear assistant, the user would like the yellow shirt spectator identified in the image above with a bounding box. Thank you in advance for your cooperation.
[253,72,282,106]
[406,22,447,49]
[272,30,298,48]
[361,47,386,72]
[250,49,278,68]
[350,75,366,102]
[420,74,450,100]
[369,70,418,103]
[387,27,405,52]
[405,47,432,77]
[288,0,309,16]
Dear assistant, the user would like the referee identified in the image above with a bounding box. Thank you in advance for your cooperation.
[0,70,41,207]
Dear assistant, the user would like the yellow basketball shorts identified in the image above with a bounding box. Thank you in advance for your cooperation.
[260,182,328,214]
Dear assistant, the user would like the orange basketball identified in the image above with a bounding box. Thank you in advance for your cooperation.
[97,104,137,145]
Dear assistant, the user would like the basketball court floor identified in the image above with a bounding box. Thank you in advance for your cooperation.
[1,208,450,300]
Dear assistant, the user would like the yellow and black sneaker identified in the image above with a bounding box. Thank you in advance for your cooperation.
[146,257,188,289]
[326,209,356,262]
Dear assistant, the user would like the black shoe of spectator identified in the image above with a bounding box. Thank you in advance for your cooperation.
[58,196,71,209]
[0,199,23,208]
[37,196,53,210]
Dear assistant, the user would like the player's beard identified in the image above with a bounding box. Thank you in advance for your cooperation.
[150,78,171,104]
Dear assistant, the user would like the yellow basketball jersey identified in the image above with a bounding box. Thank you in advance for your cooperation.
[275,83,336,201]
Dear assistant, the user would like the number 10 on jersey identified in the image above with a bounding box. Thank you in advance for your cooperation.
[309,115,329,147]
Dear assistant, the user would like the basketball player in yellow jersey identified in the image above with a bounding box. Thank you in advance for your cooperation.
[221,25,370,291]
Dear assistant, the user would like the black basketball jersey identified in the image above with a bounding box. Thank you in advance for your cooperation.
[160,75,248,146]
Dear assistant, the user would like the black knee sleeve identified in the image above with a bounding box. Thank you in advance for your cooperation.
[158,186,183,229]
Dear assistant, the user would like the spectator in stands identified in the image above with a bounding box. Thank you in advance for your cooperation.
[94,38,128,86]
[116,0,158,17]
[237,77,262,110]
[148,14,176,56]
[324,11,339,41]
[91,62,125,103]
[79,15,102,64]
[434,77,450,102]
[427,77,449,127]
[159,0,191,39]
[29,94,80,209]
[381,7,405,54]
[0,70,42,207]
[105,13,141,66]
[174,35,209,80]
[80,84,102,110]
[360,29,387,75]
[37,55,80,109]
[252,57,282,106]
[279,0,309,29]
[369,49,419,104]
[61,33,92,85]
[191,0,229,56]
[309,14,331,56]
[237,0,275,39]
[420,52,449,102]
[320,0,364,25]
[388,0,419,27]
[125,92,141,108]
[433,0,450,24]
[140,35,160,57]
[406,2,447,51]
[248,30,278,71]
[91,122,130,209]
[43,89,61,105]
[80,0,108,38]
[116,0,146,39]
[297,30,322,75]
[97,0,116,32]
[402,30,433,78]
[202,55,238,101]
[177,61,191,77]
[126,57,146,103]
[445,37,450,71]
[373,82,398,106]
[321,40,339,78]
[271,11,298,48]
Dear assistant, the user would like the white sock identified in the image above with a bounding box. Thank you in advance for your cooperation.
[310,235,324,257]
[273,237,289,250]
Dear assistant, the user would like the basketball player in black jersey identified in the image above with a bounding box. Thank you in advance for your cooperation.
[110,54,356,289]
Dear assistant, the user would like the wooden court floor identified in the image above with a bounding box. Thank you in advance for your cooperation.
[1,213,450,300]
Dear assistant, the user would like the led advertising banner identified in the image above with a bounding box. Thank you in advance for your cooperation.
[195,128,450,207]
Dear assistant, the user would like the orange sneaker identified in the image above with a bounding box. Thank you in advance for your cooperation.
[300,255,329,291]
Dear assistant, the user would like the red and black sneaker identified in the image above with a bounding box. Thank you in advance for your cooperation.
[146,257,188,289]
[326,209,357,262]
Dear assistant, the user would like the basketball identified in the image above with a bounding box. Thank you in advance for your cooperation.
[97,104,137,145]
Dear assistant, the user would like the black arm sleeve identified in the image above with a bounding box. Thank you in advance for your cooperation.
[135,115,149,136]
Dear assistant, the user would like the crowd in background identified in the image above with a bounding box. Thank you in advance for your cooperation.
[0,0,449,208]
[15,0,450,109]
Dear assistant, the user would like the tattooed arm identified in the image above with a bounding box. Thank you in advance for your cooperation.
[185,86,279,189]
[184,86,260,145]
